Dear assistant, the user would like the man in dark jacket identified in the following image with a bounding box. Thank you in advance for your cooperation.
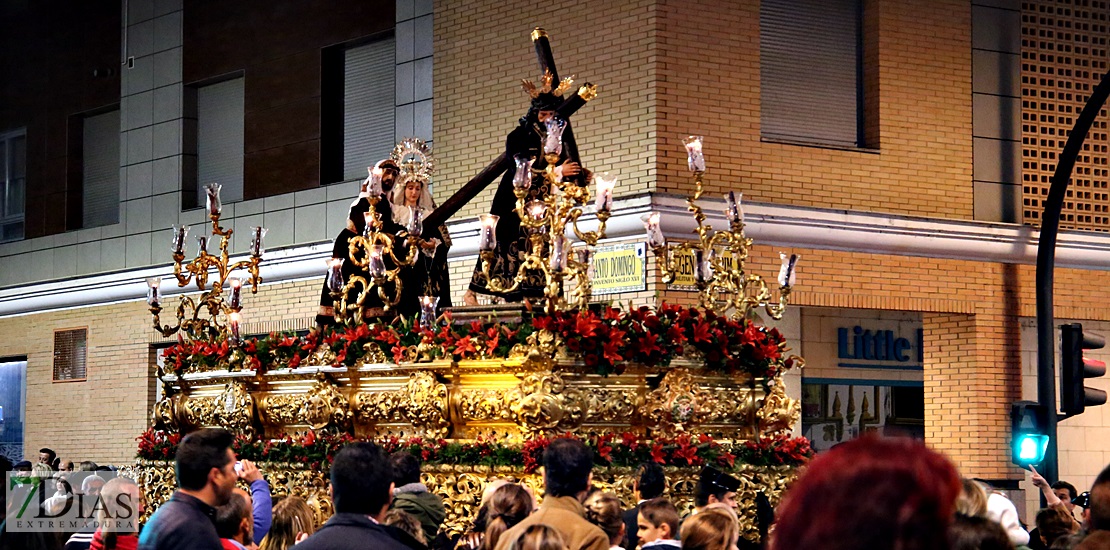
[623,463,666,550]
[293,442,410,550]
[389,451,446,544]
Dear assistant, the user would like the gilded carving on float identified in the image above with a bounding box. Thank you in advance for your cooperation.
[352,371,451,438]
[507,371,588,436]
[757,380,802,438]
[301,375,350,432]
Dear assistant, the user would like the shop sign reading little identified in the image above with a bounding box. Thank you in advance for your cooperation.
[591,243,646,295]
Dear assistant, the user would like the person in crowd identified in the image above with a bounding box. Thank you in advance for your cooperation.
[138,427,239,550]
[1075,463,1110,549]
[983,480,1032,547]
[622,464,665,550]
[66,474,109,550]
[258,496,315,550]
[60,460,74,472]
[78,461,98,472]
[1054,481,1080,517]
[237,459,272,544]
[42,476,74,516]
[769,436,961,550]
[90,477,144,550]
[215,489,254,550]
[389,451,446,545]
[679,508,737,550]
[39,448,57,470]
[389,172,452,316]
[494,438,609,550]
[956,478,989,517]
[459,483,533,550]
[81,474,106,499]
[584,492,625,550]
[948,513,1014,550]
[31,461,52,478]
[636,497,680,550]
[508,524,570,550]
[291,442,409,550]
[383,509,427,548]
[693,467,739,514]
[1034,507,1076,549]
[13,459,32,471]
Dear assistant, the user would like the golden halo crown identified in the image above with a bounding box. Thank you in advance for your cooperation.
[390,137,435,183]
[521,70,574,99]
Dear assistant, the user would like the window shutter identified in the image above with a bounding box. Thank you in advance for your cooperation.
[343,38,396,181]
[760,0,862,147]
[53,328,87,382]
[197,77,245,205]
[82,110,120,228]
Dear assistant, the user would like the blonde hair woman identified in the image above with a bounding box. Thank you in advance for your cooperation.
[681,508,739,550]
[259,496,317,550]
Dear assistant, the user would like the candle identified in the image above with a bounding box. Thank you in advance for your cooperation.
[229,311,241,343]
[642,212,665,248]
[419,295,440,330]
[544,117,567,157]
[693,248,713,285]
[527,201,547,222]
[407,206,423,238]
[478,214,499,252]
[550,236,568,274]
[725,191,743,225]
[205,183,222,216]
[513,155,535,190]
[365,167,383,198]
[576,248,592,272]
[228,278,242,309]
[594,172,616,213]
[171,225,190,255]
[249,227,267,257]
[326,258,344,293]
[146,277,162,307]
[778,252,800,287]
[369,245,387,278]
[197,235,208,255]
[683,136,706,172]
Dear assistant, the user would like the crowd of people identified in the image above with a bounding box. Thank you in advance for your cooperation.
[2,433,1110,550]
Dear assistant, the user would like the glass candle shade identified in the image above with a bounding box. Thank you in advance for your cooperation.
[549,235,569,274]
[643,212,665,249]
[575,248,592,272]
[778,252,800,287]
[527,201,547,222]
[171,225,190,255]
[228,278,242,309]
[682,136,706,172]
[478,214,499,252]
[726,191,743,225]
[369,245,387,278]
[594,172,616,213]
[325,259,344,293]
[407,206,423,238]
[146,277,162,307]
[228,312,241,342]
[543,117,567,157]
[366,167,383,198]
[693,248,714,285]
[419,295,440,330]
[513,155,535,191]
[196,235,208,255]
[249,227,267,257]
[205,183,222,216]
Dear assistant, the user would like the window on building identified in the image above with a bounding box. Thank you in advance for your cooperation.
[760,0,865,148]
[0,130,26,242]
[196,77,245,206]
[0,358,26,462]
[82,109,120,228]
[321,35,396,184]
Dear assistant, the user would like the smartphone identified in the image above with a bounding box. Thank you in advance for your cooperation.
[234,461,243,474]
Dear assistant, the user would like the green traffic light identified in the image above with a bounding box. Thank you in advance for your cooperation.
[1014,434,1049,465]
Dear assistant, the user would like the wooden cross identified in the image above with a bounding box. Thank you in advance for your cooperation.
[423,28,598,229]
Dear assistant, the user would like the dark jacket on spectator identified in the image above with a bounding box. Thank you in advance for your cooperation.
[137,491,222,550]
[292,513,411,550]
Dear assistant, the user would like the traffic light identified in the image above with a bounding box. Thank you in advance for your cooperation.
[1060,323,1107,418]
[1011,401,1049,467]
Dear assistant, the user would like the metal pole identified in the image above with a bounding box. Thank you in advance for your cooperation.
[1035,67,1110,485]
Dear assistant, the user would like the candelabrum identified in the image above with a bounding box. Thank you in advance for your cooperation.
[644,136,799,320]
[326,165,428,325]
[148,183,267,342]
[475,117,614,313]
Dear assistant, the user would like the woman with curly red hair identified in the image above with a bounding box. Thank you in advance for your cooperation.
[770,436,961,550]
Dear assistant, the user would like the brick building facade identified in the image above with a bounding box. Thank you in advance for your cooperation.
[1,0,1109,521]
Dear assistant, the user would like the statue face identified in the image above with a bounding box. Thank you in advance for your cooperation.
[537,110,556,123]
[405,181,423,206]
[381,167,400,192]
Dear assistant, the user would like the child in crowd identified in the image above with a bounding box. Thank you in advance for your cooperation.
[636,497,681,549]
